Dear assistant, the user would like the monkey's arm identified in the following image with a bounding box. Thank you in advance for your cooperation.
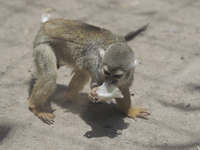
[88,72,104,102]
[115,85,150,121]
[124,23,149,42]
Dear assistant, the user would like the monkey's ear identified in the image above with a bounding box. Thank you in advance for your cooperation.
[132,59,140,67]
[99,49,105,59]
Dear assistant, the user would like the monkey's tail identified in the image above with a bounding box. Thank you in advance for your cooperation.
[124,23,149,42]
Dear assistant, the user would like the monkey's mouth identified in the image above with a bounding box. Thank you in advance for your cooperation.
[104,77,118,86]
[95,82,123,104]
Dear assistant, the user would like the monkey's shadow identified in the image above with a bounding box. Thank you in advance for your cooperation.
[29,78,129,139]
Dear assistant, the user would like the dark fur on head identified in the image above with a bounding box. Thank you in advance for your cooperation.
[101,43,134,72]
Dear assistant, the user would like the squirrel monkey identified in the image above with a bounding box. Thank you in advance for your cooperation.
[29,19,150,123]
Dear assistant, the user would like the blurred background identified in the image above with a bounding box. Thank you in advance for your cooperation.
[0,0,200,150]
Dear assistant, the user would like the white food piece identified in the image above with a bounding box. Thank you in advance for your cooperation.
[96,82,124,104]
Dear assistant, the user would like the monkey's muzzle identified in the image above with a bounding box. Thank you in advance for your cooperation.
[96,82,123,103]
[105,77,118,86]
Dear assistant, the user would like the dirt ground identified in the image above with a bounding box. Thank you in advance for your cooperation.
[0,0,200,150]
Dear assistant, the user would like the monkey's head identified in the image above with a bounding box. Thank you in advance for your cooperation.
[99,43,140,87]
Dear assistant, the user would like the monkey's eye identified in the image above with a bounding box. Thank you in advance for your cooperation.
[104,70,110,76]
[113,74,123,79]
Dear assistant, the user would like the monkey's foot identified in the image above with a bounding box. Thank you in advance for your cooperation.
[30,106,56,124]
[127,107,150,122]
[88,87,99,103]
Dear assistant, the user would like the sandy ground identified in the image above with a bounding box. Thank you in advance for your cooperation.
[0,0,200,150]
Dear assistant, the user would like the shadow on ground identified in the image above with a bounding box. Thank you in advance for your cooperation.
[29,78,130,138]
[0,125,11,144]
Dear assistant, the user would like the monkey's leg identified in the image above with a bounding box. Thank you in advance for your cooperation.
[115,86,150,121]
[66,69,90,105]
[29,44,57,123]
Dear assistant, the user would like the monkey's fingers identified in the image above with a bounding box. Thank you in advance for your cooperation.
[127,107,150,122]
[38,112,55,125]
[137,107,151,115]
[88,94,95,103]
[88,94,98,103]
[88,87,99,103]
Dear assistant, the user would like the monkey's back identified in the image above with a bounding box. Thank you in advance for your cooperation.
[35,19,125,50]
[34,19,125,69]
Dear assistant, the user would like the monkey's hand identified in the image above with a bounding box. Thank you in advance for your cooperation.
[127,107,150,122]
[30,106,56,124]
[88,87,99,103]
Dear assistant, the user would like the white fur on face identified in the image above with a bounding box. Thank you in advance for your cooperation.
[114,70,124,75]
[101,65,109,76]
[103,65,109,72]
[99,48,105,59]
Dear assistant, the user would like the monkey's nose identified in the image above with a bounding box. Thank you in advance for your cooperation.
[105,78,118,86]
[111,80,118,86]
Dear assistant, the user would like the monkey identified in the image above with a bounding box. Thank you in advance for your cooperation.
[29,19,150,123]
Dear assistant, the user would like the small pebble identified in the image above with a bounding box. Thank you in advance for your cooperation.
[115,130,122,135]
[186,104,191,108]
[163,141,168,147]
[28,68,32,72]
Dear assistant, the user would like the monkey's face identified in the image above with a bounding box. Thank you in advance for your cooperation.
[99,43,140,87]
[100,64,135,87]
